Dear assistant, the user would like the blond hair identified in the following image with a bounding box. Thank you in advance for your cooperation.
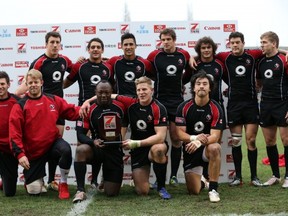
[26,69,43,81]
[134,76,153,88]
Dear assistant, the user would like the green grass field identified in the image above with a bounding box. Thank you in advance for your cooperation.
[0,129,287,216]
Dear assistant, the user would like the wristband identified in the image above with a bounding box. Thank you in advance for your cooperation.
[194,140,202,149]
[128,140,141,149]
[190,135,198,142]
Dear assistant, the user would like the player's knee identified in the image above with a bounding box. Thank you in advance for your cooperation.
[231,133,242,147]
[26,178,43,195]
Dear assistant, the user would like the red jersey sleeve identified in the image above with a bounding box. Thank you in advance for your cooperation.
[54,96,80,120]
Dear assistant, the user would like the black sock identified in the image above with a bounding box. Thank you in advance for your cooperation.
[74,161,87,192]
[91,162,102,184]
[170,146,182,178]
[248,148,258,180]
[209,181,218,192]
[266,145,280,178]
[202,162,209,180]
[284,146,288,177]
[232,146,242,179]
[153,162,167,191]
[48,159,57,184]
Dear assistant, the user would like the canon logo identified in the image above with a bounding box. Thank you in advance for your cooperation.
[204,26,221,30]
[0,63,13,67]
[65,29,81,33]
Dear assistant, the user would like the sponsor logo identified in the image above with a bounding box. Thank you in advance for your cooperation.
[99,28,116,32]
[136,25,149,34]
[15,61,29,68]
[51,26,60,32]
[120,24,129,34]
[155,40,162,49]
[188,41,197,48]
[123,173,133,180]
[168,26,186,30]
[154,25,166,33]
[228,170,235,179]
[175,42,186,47]
[84,26,96,34]
[0,47,13,51]
[225,39,230,49]
[137,43,152,47]
[30,30,47,34]
[204,26,221,31]
[0,29,11,38]
[65,28,81,33]
[223,24,236,32]
[0,63,13,67]
[64,93,79,97]
[190,23,200,33]
[104,44,117,48]
[65,126,76,130]
[16,28,28,36]
[31,46,46,50]
[226,154,234,163]
[18,75,25,85]
[64,45,82,49]
[17,43,26,53]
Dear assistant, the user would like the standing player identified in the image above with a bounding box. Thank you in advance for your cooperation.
[0,71,19,196]
[257,31,288,188]
[107,32,154,97]
[15,31,74,191]
[73,80,126,203]
[10,69,80,199]
[147,28,192,186]
[175,70,223,202]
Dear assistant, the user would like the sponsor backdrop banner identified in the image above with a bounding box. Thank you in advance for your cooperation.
[0,20,237,185]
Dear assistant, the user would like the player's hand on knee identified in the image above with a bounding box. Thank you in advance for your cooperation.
[185,140,201,154]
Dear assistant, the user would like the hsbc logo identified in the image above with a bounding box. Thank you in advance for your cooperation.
[15,61,29,68]
[120,24,129,34]
[16,28,28,36]
[155,40,162,49]
[226,154,233,163]
[51,26,60,32]
[17,43,26,53]
[154,25,166,33]
[84,26,96,34]
[190,23,200,33]
[188,41,197,48]
[223,24,236,32]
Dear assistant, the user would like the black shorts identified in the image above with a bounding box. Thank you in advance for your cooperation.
[130,146,151,170]
[24,138,72,184]
[0,152,18,196]
[183,145,206,171]
[157,97,183,119]
[227,100,259,126]
[259,100,288,127]
[93,146,124,183]
[56,117,65,126]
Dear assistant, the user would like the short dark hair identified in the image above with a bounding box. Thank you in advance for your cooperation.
[190,70,215,97]
[229,31,244,43]
[87,37,104,51]
[0,71,10,83]
[95,80,112,92]
[159,28,176,41]
[194,36,218,56]
[121,33,137,45]
[45,31,61,43]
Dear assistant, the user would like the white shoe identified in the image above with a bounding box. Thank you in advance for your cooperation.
[263,176,281,186]
[209,189,220,202]
[73,191,87,203]
[282,177,288,188]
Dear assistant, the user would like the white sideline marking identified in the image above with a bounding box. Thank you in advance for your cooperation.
[66,189,96,216]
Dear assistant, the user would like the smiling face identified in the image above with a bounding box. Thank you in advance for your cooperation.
[122,38,136,60]
[95,82,112,106]
[88,41,103,62]
[0,77,10,99]
[26,76,43,98]
[136,82,153,106]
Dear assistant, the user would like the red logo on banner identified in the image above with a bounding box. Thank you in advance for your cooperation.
[18,75,24,85]
[188,41,197,48]
[84,26,96,34]
[51,26,60,32]
[15,61,29,68]
[223,24,236,32]
[16,28,28,36]
[190,23,200,33]
[225,38,230,49]
[17,43,26,53]
[155,40,162,49]
[228,170,235,179]
[154,25,166,33]
[120,24,129,34]
[226,154,234,163]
